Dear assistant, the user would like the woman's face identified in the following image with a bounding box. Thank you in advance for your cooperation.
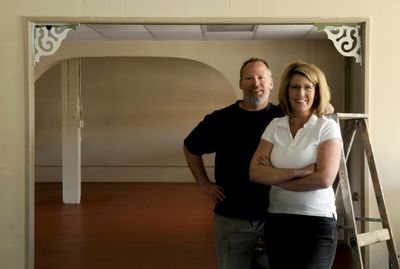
[288,74,316,116]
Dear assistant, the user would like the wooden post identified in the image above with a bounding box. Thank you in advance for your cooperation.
[61,59,82,204]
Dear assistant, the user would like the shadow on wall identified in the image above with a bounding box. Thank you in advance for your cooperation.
[35,57,236,182]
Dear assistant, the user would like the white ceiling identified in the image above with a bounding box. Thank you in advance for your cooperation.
[65,23,327,41]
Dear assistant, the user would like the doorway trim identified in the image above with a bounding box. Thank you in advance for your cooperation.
[25,16,370,269]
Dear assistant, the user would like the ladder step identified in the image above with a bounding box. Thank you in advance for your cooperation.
[336,113,368,120]
[355,216,382,222]
[357,229,391,247]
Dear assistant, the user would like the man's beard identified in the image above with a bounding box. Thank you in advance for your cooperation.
[244,92,264,106]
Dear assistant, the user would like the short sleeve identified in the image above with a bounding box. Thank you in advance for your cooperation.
[184,113,218,155]
[320,117,342,143]
[261,118,279,143]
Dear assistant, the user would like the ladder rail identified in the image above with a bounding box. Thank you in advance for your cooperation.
[338,148,364,269]
[343,121,360,162]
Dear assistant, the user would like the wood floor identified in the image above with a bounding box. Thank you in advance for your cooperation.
[35,182,217,269]
[35,182,353,269]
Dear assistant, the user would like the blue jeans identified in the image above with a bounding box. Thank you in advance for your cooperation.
[265,213,337,269]
[214,214,265,269]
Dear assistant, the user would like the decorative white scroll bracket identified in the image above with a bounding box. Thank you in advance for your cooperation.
[319,25,362,65]
[34,25,76,64]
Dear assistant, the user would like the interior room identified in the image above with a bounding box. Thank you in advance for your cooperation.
[33,22,366,268]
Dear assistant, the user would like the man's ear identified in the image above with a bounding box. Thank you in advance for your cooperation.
[239,79,243,90]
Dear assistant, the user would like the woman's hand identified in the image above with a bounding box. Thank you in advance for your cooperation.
[296,163,316,178]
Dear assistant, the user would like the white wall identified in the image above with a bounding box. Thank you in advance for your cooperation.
[35,40,344,182]
[1,0,400,268]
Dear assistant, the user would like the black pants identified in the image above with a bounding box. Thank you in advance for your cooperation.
[265,213,337,269]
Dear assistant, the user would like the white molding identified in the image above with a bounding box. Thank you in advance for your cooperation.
[323,25,362,64]
[34,25,73,64]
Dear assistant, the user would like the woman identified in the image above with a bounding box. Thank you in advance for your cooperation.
[249,61,342,269]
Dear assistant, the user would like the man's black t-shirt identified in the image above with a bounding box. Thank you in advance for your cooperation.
[184,101,284,220]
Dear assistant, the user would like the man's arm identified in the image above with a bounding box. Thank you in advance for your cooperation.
[183,145,225,203]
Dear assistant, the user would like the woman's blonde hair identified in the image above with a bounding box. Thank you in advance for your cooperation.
[278,61,330,117]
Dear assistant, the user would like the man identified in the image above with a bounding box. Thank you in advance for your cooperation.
[183,58,283,269]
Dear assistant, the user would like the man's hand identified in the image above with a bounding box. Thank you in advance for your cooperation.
[325,103,334,114]
[200,181,225,203]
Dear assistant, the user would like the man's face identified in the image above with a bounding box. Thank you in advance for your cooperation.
[239,61,274,106]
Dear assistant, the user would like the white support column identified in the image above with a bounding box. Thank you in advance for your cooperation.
[61,59,82,204]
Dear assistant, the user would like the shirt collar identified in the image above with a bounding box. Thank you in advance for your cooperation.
[278,114,319,128]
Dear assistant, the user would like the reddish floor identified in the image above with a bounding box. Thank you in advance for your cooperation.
[34,182,354,269]
[35,182,217,269]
